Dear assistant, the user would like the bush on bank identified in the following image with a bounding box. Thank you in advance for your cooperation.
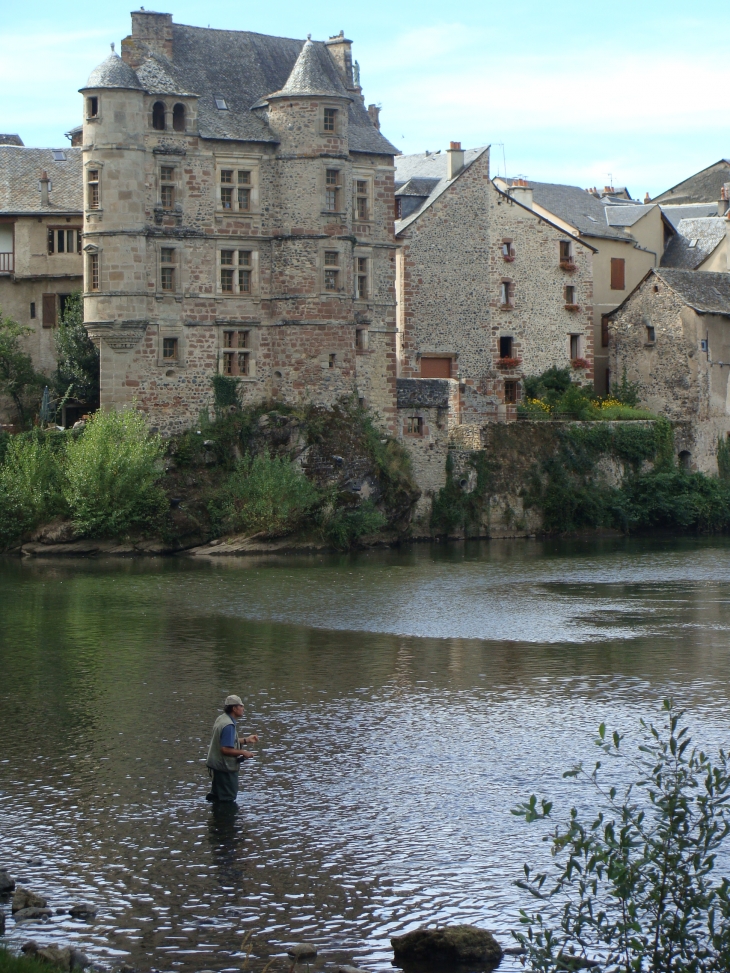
[0,949,65,973]
[519,366,653,421]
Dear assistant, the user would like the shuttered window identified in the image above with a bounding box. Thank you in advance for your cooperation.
[420,357,452,378]
[610,257,625,290]
[42,294,57,329]
[601,316,609,347]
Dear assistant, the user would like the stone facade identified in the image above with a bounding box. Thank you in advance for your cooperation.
[0,145,83,421]
[81,12,398,435]
[395,147,595,425]
[608,267,730,472]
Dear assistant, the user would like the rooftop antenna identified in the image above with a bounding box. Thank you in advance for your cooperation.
[493,143,507,177]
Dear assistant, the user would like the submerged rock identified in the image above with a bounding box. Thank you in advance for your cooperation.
[391,925,503,969]
[287,943,318,960]
[12,887,48,912]
[14,907,53,921]
[0,868,16,894]
[334,966,372,973]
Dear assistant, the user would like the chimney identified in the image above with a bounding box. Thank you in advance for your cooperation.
[39,170,50,207]
[325,31,355,88]
[446,141,465,180]
[718,184,729,217]
[510,177,533,209]
[644,192,651,204]
[123,10,174,68]
[367,104,380,130]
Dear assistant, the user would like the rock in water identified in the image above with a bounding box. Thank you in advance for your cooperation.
[287,943,318,960]
[391,925,503,969]
[334,966,372,973]
[69,903,97,919]
[20,944,89,970]
[0,912,4,935]
[0,869,16,894]
[13,907,53,921]
[12,887,48,912]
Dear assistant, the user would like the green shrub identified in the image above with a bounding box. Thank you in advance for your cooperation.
[320,500,386,550]
[53,291,99,409]
[0,948,67,973]
[718,435,730,482]
[210,451,320,536]
[514,700,730,972]
[0,432,66,545]
[63,409,167,537]
[611,365,641,406]
[211,374,240,411]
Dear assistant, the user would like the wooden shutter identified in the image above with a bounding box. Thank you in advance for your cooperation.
[601,316,609,347]
[420,357,452,378]
[610,257,625,290]
[42,293,57,328]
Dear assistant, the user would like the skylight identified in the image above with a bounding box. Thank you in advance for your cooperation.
[52,150,66,162]
[586,215,598,222]
[214,96,228,110]
[689,239,698,248]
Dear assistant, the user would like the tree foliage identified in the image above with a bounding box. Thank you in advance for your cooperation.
[0,308,44,423]
[53,292,99,409]
[513,700,730,972]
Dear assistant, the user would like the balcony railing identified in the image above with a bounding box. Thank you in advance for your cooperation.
[0,252,13,273]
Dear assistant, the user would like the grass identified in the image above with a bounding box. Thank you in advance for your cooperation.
[0,949,65,973]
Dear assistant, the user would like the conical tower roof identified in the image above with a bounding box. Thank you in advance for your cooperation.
[266,37,351,101]
[83,50,143,91]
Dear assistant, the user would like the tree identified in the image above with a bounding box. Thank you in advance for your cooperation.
[513,700,730,972]
[0,308,44,424]
[53,292,100,410]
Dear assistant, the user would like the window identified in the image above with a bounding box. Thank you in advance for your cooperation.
[160,248,175,291]
[163,337,178,361]
[406,416,423,435]
[564,285,576,305]
[88,252,99,291]
[160,166,175,210]
[559,241,573,264]
[499,336,513,358]
[646,325,655,343]
[152,102,166,130]
[329,353,336,368]
[355,256,368,299]
[504,380,518,404]
[87,96,98,118]
[87,169,99,209]
[172,103,185,132]
[219,249,253,294]
[222,330,249,376]
[356,328,368,351]
[323,107,337,132]
[30,302,36,319]
[47,228,81,254]
[601,315,609,347]
[42,294,57,329]
[220,170,233,209]
[325,169,340,212]
[356,180,369,220]
[502,241,514,259]
[610,257,625,290]
[395,197,403,220]
[237,171,251,211]
[324,251,339,291]
[214,95,228,110]
[500,280,513,307]
[52,150,66,162]
[570,334,580,360]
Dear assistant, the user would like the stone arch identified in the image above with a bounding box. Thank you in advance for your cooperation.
[152,101,166,130]
[678,450,692,471]
[172,103,186,132]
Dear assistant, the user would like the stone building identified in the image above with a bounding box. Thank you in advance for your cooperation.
[0,139,83,419]
[80,11,398,434]
[607,267,730,472]
[395,144,595,430]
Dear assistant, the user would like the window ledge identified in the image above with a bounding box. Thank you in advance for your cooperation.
[499,303,514,311]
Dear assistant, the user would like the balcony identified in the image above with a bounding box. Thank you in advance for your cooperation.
[0,252,13,273]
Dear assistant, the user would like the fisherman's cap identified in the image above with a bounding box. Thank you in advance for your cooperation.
[224,694,244,707]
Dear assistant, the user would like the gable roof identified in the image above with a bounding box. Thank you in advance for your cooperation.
[652,160,730,205]
[661,217,727,270]
[107,23,396,155]
[616,268,730,317]
[604,203,657,227]
[660,202,720,230]
[394,147,489,231]
[0,146,82,214]
[497,177,631,241]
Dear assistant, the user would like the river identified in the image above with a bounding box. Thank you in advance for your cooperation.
[2,537,730,971]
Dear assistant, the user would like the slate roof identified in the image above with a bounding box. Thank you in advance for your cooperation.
[0,135,23,147]
[394,147,489,232]
[660,203,719,230]
[660,217,727,270]
[653,268,730,315]
[652,160,730,205]
[0,146,82,213]
[93,23,396,154]
[85,51,143,90]
[605,203,657,227]
[498,177,631,241]
[395,177,441,197]
[266,37,351,100]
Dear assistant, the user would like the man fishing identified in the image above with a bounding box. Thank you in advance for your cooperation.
[205,694,259,803]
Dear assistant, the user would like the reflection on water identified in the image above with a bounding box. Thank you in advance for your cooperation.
[2,538,730,971]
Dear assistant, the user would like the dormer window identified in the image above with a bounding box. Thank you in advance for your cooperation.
[86,96,98,118]
[214,96,228,110]
[323,107,337,132]
[172,103,186,132]
[152,102,166,131]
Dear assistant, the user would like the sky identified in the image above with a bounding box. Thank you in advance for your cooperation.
[1,0,728,198]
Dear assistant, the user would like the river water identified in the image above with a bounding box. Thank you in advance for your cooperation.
[2,538,730,972]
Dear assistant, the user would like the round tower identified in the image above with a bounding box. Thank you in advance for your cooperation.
[79,49,148,405]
